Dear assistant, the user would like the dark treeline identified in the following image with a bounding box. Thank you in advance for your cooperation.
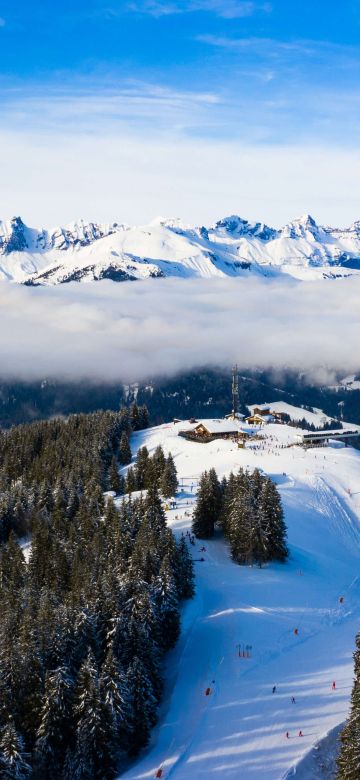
[336,631,360,779]
[0,405,194,778]
[1,369,359,430]
[192,467,288,566]
[0,403,148,544]
[283,414,339,432]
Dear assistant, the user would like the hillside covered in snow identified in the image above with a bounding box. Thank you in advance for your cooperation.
[2,213,360,285]
[120,410,360,780]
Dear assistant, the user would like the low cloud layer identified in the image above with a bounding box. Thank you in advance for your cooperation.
[1,277,360,384]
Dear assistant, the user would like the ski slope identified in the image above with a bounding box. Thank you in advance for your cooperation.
[120,418,360,780]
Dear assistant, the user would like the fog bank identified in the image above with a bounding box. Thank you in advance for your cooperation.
[1,277,359,383]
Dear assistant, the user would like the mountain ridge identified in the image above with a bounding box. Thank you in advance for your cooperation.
[1,213,360,285]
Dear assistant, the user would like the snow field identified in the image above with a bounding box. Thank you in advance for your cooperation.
[120,417,360,779]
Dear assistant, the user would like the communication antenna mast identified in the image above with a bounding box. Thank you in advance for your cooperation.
[232,364,239,419]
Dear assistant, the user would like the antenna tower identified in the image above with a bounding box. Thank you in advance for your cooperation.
[232,364,239,419]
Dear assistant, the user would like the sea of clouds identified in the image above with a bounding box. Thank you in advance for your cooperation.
[2,276,359,383]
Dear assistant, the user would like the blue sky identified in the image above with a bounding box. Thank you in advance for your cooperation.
[1,1,360,226]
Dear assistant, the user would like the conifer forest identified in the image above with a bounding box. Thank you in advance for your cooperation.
[0,404,194,778]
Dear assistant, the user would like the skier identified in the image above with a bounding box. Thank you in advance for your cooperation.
[298,730,303,737]
[332,681,336,690]
[272,685,276,694]
[285,732,290,739]
[291,696,296,704]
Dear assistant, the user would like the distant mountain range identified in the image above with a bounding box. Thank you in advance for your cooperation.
[1,213,360,285]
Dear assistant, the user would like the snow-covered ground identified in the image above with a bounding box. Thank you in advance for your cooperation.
[262,401,334,427]
[120,415,360,780]
[339,375,360,392]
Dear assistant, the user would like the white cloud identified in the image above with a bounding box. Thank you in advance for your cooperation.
[1,77,360,229]
[1,128,360,230]
[0,82,221,136]
[0,277,359,383]
[128,1,271,18]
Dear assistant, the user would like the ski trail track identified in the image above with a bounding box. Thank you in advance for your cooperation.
[120,422,360,780]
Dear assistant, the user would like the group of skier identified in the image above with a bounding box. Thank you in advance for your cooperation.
[181,529,196,545]
[272,681,337,740]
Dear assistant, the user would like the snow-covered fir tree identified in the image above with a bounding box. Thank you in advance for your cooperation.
[159,454,178,498]
[0,718,31,779]
[119,432,132,467]
[34,666,74,779]
[192,469,221,538]
[337,632,360,779]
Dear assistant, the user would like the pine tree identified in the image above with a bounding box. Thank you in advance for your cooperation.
[0,718,31,779]
[259,479,288,562]
[134,447,150,490]
[154,557,180,650]
[130,403,140,431]
[176,537,195,600]
[119,432,132,467]
[34,666,74,779]
[138,405,149,430]
[125,466,136,494]
[127,657,157,755]
[337,633,360,779]
[192,472,215,538]
[208,467,222,520]
[220,472,237,534]
[159,454,178,499]
[144,483,167,536]
[109,456,122,495]
[72,651,115,780]
[151,446,166,484]
[99,649,133,752]
[17,616,44,748]
[227,485,255,565]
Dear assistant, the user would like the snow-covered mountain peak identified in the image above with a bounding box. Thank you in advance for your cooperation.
[296,213,317,226]
[149,216,189,231]
[214,215,277,241]
[1,212,360,285]
[279,213,321,240]
[0,216,29,254]
[348,220,360,235]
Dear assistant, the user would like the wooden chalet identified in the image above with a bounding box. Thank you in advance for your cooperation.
[193,420,241,439]
[251,404,272,416]
[246,413,275,426]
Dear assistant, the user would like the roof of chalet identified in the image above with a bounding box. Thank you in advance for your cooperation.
[246,413,275,423]
[194,419,242,434]
[249,403,271,412]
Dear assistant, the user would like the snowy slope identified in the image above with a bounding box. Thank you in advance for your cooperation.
[339,375,360,392]
[2,213,360,285]
[119,419,360,780]
[258,401,333,427]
